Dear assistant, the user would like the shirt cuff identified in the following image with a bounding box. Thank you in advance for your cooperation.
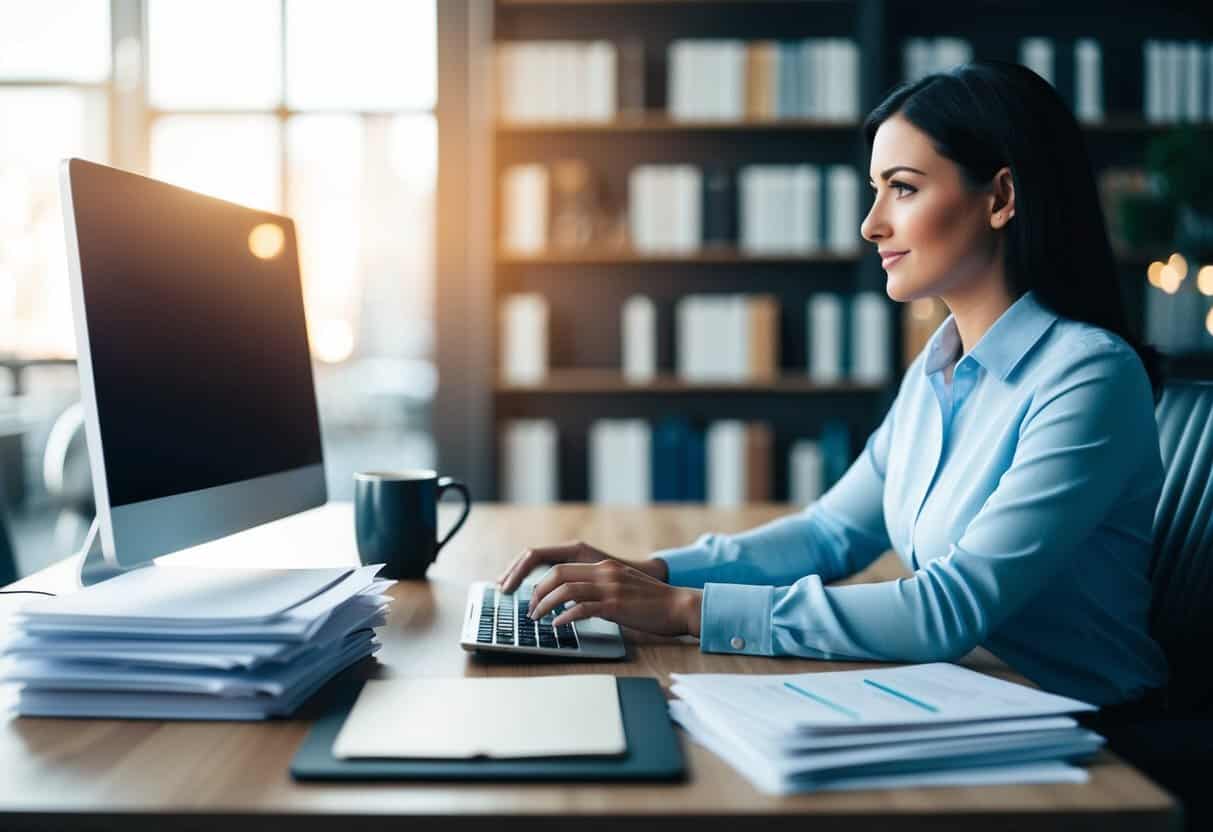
[699,582,774,656]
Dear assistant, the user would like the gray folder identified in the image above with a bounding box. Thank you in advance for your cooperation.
[290,676,686,782]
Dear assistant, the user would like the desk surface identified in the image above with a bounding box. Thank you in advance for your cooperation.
[0,503,1177,831]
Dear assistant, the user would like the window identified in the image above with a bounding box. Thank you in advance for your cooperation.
[0,1,111,358]
[1,1,438,564]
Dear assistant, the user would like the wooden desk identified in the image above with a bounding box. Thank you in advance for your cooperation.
[0,504,1178,831]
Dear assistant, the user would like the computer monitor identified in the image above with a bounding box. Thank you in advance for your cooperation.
[60,158,327,584]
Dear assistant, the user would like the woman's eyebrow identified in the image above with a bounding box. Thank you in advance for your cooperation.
[867,165,927,182]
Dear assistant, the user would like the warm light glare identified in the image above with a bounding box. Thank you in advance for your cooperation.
[248,222,285,259]
[1167,252,1188,281]
[1147,260,1165,288]
[1160,264,1182,294]
[313,318,355,363]
[1207,307,1213,337]
[1198,265,1213,297]
[911,298,937,321]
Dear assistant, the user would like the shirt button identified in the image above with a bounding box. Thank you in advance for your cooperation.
[730,636,745,650]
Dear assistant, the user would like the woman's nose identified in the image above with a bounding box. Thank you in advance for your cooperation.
[860,203,885,243]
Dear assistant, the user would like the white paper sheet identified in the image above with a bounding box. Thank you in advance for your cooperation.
[670,682,1078,751]
[333,674,626,759]
[670,700,1093,794]
[22,566,357,623]
[670,662,1096,733]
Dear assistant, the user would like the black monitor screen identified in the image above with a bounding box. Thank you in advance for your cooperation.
[67,160,324,508]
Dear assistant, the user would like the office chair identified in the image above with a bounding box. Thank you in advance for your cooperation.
[1099,379,1213,830]
[0,495,18,587]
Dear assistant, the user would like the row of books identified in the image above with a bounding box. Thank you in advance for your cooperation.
[502,162,864,256]
[669,39,860,122]
[495,41,621,123]
[906,36,1213,124]
[493,38,860,124]
[500,417,853,506]
[500,292,895,386]
[494,37,1212,127]
[901,37,973,85]
[738,165,860,255]
[1144,41,1213,124]
[1017,37,1104,123]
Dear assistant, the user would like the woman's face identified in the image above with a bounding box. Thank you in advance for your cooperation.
[860,114,1010,303]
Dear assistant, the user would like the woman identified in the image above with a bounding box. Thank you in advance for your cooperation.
[498,60,1168,707]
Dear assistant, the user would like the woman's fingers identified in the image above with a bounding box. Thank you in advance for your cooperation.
[498,542,594,592]
[527,581,600,620]
[528,562,606,615]
[498,545,560,592]
[552,601,605,628]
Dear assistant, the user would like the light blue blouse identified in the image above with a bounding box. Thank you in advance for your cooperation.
[655,290,1168,706]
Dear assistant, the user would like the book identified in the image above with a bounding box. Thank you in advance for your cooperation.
[622,295,657,382]
[789,439,825,506]
[590,419,652,505]
[1074,39,1103,123]
[807,293,844,383]
[617,38,646,116]
[501,420,558,504]
[1019,38,1055,87]
[850,292,892,384]
[825,165,860,254]
[500,293,548,384]
[496,41,618,123]
[707,420,746,507]
[501,164,548,255]
[745,422,773,502]
[701,166,737,247]
[746,294,780,380]
[629,165,702,253]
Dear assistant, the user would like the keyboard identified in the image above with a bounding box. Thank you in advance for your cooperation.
[459,580,626,659]
[476,586,579,649]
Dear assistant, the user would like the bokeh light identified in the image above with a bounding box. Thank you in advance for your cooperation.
[248,222,285,259]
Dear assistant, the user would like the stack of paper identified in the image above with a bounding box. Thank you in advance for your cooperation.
[0,565,392,720]
[669,662,1104,794]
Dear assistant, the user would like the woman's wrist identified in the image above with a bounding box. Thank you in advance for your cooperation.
[678,588,703,638]
[635,556,669,582]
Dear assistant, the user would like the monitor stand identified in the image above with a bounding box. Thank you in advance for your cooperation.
[77,518,145,587]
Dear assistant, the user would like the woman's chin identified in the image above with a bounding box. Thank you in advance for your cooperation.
[883,274,918,303]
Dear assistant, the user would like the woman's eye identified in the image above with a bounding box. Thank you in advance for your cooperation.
[889,181,916,196]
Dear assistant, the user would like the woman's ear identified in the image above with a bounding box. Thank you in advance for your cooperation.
[990,166,1016,230]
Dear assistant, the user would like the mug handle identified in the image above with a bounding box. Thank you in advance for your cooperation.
[434,477,471,556]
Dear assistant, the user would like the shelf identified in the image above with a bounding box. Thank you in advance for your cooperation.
[496,115,861,134]
[497,0,829,7]
[497,247,864,265]
[495,369,886,394]
[1084,118,1213,133]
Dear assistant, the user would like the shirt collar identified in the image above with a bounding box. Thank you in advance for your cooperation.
[922,290,1058,382]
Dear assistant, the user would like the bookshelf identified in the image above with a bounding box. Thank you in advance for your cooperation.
[495,369,884,394]
[434,0,1213,504]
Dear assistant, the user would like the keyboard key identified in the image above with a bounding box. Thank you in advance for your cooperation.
[556,624,577,648]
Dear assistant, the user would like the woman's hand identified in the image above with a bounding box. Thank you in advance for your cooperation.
[526,558,702,638]
[497,540,667,594]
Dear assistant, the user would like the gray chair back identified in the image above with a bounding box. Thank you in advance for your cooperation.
[1149,380,1213,713]
[0,501,16,586]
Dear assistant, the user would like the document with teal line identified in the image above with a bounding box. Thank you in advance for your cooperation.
[670,662,1096,734]
[667,663,1102,794]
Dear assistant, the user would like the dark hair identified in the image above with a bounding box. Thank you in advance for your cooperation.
[862,60,1164,399]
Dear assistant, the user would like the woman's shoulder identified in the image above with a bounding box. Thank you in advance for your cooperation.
[1024,317,1154,415]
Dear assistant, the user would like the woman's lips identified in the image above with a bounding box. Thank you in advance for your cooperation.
[881,251,908,269]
